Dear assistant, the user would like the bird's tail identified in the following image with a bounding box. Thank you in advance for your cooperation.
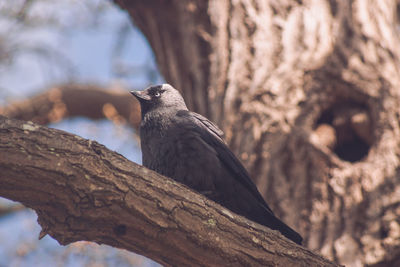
[268,214,303,245]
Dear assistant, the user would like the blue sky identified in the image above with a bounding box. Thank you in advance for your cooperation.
[0,0,162,100]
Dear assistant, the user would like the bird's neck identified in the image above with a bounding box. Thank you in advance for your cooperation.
[141,107,179,129]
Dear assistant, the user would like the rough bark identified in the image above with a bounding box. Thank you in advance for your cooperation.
[0,84,140,128]
[115,1,400,266]
[0,116,338,267]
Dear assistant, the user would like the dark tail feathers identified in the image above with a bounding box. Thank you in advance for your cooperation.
[268,215,303,245]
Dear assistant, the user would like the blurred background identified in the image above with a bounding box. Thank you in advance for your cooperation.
[0,0,162,266]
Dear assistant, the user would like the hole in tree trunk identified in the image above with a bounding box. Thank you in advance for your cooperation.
[334,136,370,162]
[314,101,373,162]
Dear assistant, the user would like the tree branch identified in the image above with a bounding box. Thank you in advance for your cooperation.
[0,116,338,266]
[0,202,25,217]
[0,84,141,128]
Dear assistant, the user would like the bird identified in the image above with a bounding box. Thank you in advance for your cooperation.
[130,84,303,245]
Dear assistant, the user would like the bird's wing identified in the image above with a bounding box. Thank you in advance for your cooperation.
[188,111,225,142]
[176,110,274,215]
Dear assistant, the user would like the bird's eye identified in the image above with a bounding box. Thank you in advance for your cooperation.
[154,92,161,97]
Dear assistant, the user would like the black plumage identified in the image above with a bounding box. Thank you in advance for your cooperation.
[131,84,302,245]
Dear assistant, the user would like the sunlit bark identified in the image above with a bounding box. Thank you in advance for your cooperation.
[116,1,400,266]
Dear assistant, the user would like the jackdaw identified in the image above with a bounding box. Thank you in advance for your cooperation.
[131,84,303,245]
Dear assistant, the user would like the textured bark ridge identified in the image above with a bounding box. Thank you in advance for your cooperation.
[0,116,338,267]
[115,1,400,266]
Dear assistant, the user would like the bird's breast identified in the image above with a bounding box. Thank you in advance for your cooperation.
[140,120,179,176]
[139,118,221,192]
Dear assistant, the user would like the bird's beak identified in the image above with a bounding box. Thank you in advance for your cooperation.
[130,90,151,102]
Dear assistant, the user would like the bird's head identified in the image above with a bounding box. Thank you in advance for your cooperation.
[131,84,188,115]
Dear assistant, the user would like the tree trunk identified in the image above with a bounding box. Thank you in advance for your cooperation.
[115,1,400,266]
